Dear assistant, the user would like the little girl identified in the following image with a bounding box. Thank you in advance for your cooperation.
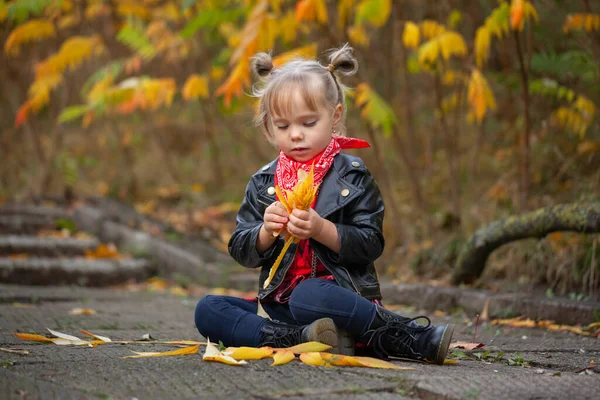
[195,44,454,364]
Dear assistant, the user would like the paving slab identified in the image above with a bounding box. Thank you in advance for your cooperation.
[1,284,599,400]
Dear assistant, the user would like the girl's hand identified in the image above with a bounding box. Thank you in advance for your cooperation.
[286,208,325,240]
[263,201,289,237]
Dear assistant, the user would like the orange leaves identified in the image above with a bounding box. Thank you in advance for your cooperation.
[509,0,538,31]
[216,59,251,107]
[467,69,496,124]
[116,77,177,114]
[491,317,600,337]
[563,13,600,33]
[4,19,56,56]
[85,243,121,259]
[182,74,209,101]
[295,0,328,24]
[450,341,485,351]
[35,36,105,79]
[273,44,318,68]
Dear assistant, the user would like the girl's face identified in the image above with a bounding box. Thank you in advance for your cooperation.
[270,91,342,162]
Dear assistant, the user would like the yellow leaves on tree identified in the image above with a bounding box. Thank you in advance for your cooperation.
[552,95,596,138]
[117,2,150,20]
[16,35,105,127]
[355,83,397,137]
[183,74,209,101]
[355,0,391,28]
[419,20,446,40]
[216,58,251,107]
[563,13,600,33]
[510,0,538,31]
[263,165,320,289]
[467,69,496,124]
[474,26,491,68]
[295,0,328,24]
[4,19,56,56]
[403,21,420,49]
[417,31,467,67]
[117,78,177,114]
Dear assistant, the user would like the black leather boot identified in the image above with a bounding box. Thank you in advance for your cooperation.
[360,306,454,365]
[258,318,339,349]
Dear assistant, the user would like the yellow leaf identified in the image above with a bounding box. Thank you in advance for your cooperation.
[4,19,56,56]
[444,359,460,365]
[117,3,150,20]
[355,0,391,28]
[280,10,299,43]
[467,69,496,124]
[338,0,355,28]
[347,25,370,47]
[577,140,599,154]
[403,21,420,49]
[272,350,295,366]
[85,3,111,20]
[85,243,121,259]
[216,58,251,107]
[350,356,415,370]
[475,26,491,68]
[278,341,332,354]
[202,339,247,365]
[124,344,199,358]
[320,352,362,367]
[419,20,446,39]
[224,346,274,360]
[299,352,330,367]
[182,74,209,101]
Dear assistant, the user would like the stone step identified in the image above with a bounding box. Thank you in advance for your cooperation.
[0,204,70,219]
[0,257,155,286]
[0,215,59,234]
[0,235,100,256]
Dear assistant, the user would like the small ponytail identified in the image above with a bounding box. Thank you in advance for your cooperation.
[251,52,275,79]
[326,43,358,77]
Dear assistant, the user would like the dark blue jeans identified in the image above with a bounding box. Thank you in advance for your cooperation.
[194,278,378,347]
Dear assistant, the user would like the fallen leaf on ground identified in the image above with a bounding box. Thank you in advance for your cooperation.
[444,359,460,365]
[300,352,414,370]
[224,346,274,360]
[85,243,121,259]
[271,350,295,366]
[492,317,597,337]
[275,341,332,354]
[0,348,30,355]
[12,333,55,343]
[70,308,96,315]
[123,344,199,358]
[450,341,485,350]
[202,339,247,365]
[80,330,111,342]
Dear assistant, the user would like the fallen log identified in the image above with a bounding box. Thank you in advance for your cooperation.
[451,202,600,284]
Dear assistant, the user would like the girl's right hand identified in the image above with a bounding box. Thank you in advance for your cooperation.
[263,201,289,237]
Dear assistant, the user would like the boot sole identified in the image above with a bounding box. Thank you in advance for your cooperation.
[304,318,339,351]
[434,323,455,365]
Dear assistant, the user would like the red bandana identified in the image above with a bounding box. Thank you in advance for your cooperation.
[268,136,370,303]
[275,136,370,192]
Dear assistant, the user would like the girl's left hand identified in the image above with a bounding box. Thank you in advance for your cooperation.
[286,208,324,240]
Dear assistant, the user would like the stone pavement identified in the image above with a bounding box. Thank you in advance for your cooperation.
[1,283,598,400]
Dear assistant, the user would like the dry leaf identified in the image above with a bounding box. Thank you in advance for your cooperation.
[123,344,199,358]
[449,341,485,350]
[85,243,120,259]
[299,352,330,367]
[300,352,414,370]
[12,333,55,343]
[70,308,96,315]
[444,359,460,365]
[349,356,414,370]
[271,350,295,366]
[202,339,247,366]
[224,346,273,360]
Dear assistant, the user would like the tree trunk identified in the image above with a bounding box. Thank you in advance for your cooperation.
[451,202,600,285]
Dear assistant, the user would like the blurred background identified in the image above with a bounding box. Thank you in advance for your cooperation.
[1,0,598,297]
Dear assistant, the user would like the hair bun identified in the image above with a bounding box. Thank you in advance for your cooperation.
[327,43,358,76]
[251,52,274,78]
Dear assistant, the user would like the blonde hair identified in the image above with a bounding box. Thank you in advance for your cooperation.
[250,44,358,143]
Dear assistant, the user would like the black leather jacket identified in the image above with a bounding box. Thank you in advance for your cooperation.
[228,152,385,300]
